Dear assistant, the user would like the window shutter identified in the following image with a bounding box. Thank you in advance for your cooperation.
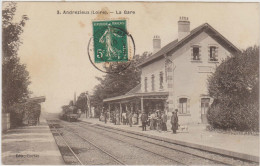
[187,98,190,113]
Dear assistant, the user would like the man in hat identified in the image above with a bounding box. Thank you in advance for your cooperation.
[140,111,148,131]
[171,109,179,134]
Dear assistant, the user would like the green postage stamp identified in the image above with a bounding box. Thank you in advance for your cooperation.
[93,20,128,63]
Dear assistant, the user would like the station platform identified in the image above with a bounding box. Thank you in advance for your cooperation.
[2,116,64,165]
[79,117,259,163]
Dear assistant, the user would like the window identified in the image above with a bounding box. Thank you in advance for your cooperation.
[159,72,163,89]
[191,46,201,61]
[201,98,210,115]
[209,46,218,61]
[178,98,190,114]
[144,77,148,92]
[151,75,155,91]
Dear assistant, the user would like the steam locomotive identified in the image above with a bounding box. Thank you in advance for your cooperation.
[60,105,81,122]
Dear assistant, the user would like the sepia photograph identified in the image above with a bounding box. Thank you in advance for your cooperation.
[1,1,260,165]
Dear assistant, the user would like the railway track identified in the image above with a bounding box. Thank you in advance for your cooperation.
[72,122,189,165]
[48,119,258,165]
[60,120,224,165]
[57,122,187,165]
[47,120,125,165]
[48,122,84,165]
[72,121,228,165]
[76,120,258,166]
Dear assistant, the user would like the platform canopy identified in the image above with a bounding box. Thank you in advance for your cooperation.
[103,85,169,122]
[103,92,168,103]
[103,84,168,103]
[26,96,46,103]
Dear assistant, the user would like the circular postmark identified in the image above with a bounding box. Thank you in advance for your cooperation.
[88,20,135,74]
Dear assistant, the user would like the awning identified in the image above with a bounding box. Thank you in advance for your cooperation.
[103,91,168,103]
[26,96,46,103]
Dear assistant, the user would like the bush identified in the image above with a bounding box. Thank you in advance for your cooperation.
[207,46,259,132]
[9,103,25,127]
[208,100,259,131]
[9,102,41,127]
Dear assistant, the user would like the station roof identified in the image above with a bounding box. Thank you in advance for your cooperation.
[137,23,241,68]
[26,96,46,103]
[103,90,168,103]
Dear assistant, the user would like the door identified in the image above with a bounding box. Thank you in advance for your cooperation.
[201,98,210,123]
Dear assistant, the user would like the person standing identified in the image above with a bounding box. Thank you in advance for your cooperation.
[128,111,133,127]
[156,111,162,132]
[147,112,151,126]
[153,110,158,130]
[133,112,137,125]
[99,112,103,121]
[162,111,168,132]
[116,110,120,125]
[150,111,155,130]
[140,112,148,131]
[122,112,126,125]
[107,111,110,122]
[113,111,116,125]
[104,110,107,124]
[171,109,179,134]
[126,110,129,125]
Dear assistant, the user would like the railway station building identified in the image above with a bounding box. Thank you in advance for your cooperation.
[103,17,240,124]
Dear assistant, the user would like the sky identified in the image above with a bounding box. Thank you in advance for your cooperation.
[8,2,260,113]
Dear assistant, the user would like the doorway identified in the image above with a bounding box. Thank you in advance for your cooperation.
[201,98,210,123]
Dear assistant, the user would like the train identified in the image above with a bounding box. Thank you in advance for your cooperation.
[60,105,81,122]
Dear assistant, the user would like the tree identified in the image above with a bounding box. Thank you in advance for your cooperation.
[90,57,141,108]
[2,2,30,112]
[76,92,89,113]
[207,46,259,131]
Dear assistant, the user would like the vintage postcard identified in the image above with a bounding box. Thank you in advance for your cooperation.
[1,2,259,165]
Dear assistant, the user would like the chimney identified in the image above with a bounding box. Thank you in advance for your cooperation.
[178,16,190,41]
[153,35,161,53]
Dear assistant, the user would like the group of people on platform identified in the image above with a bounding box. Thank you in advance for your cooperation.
[140,109,179,134]
[100,109,138,127]
[100,108,179,134]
